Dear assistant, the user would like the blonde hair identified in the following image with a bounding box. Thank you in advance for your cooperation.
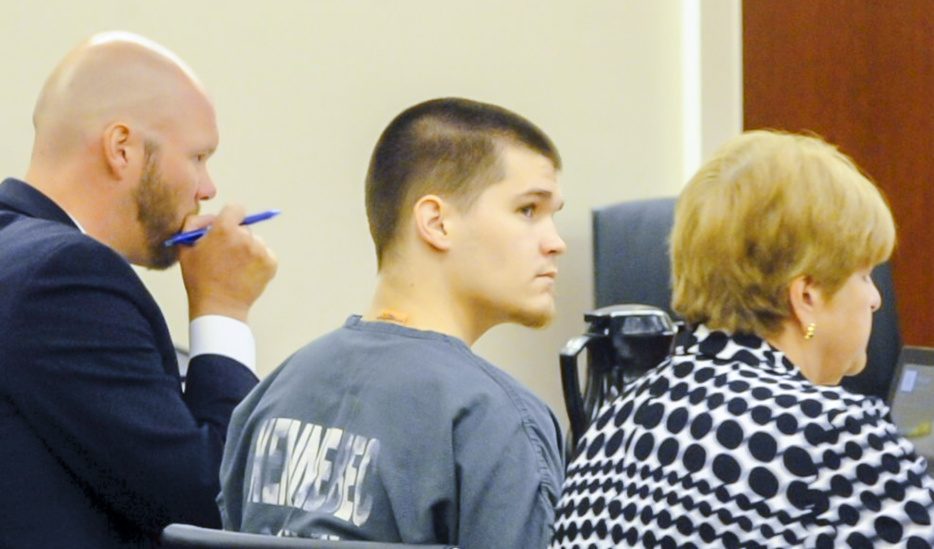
[670,130,896,336]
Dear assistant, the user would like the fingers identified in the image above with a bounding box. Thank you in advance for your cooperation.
[178,203,278,322]
[181,213,216,233]
[194,204,261,251]
[251,235,278,266]
[212,204,247,229]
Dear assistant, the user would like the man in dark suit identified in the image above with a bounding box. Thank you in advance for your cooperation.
[0,32,277,547]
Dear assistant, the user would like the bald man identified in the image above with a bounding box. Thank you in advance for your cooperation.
[0,32,276,547]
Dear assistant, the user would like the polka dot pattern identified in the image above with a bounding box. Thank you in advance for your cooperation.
[551,325,934,548]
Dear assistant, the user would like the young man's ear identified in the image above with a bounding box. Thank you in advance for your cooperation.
[412,194,452,251]
[787,275,825,335]
[101,122,139,179]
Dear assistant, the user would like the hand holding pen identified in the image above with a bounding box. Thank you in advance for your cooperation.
[164,209,281,247]
[177,205,279,322]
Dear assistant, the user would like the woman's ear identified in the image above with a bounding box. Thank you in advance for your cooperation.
[412,194,451,252]
[787,275,825,333]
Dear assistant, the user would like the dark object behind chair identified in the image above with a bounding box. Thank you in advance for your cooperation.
[560,304,678,453]
[591,197,902,401]
[160,524,458,549]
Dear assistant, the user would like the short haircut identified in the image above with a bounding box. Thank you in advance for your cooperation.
[670,129,896,336]
[365,97,561,268]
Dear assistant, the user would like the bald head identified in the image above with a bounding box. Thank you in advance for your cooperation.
[31,31,209,166]
[24,32,220,267]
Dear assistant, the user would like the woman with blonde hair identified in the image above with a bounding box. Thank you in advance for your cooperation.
[552,130,934,548]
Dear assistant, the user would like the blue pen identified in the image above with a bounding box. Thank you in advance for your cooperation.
[163,209,282,247]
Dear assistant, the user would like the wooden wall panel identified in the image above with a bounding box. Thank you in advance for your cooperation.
[743,0,933,345]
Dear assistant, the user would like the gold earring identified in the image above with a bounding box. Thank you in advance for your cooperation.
[804,322,816,340]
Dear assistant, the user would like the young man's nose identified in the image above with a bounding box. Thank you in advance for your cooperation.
[543,220,567,255]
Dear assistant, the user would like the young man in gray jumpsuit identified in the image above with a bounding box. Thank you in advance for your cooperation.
[219,97,566,548]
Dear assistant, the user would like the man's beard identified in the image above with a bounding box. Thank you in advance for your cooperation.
[134,143,184,270]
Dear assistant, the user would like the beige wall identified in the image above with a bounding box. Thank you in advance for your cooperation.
[0,0,741,428]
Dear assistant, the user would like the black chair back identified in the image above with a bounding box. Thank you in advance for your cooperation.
[593,198,677,318]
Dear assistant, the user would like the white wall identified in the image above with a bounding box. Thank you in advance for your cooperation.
[0,0,741,428]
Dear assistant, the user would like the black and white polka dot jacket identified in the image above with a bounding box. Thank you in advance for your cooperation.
[552,325,934,548]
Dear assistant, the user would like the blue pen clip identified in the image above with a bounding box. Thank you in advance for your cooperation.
[163,209,282,247]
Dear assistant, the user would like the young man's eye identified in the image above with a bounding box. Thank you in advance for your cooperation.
[519,205,536,218]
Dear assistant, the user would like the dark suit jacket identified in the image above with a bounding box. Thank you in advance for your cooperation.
[0,178,259,548]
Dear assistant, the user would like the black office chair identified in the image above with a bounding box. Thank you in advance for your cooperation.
[160,524,458,549]
[593,197,678,319]
[591,197,903,401]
